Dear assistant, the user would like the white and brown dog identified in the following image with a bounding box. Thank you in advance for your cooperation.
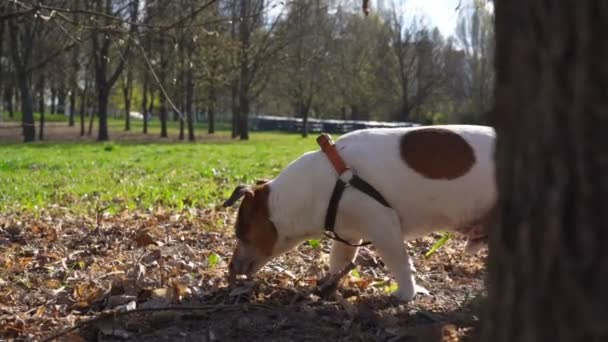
[223,125,496,301]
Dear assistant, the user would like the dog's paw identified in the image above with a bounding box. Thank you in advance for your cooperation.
[414,283,430,296]
[392,283,430,302]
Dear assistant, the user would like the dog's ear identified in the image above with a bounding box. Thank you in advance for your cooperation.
[255,179,270,185]
[223,185,255,207]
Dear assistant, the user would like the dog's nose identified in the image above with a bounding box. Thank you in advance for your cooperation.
[229,257,254,276]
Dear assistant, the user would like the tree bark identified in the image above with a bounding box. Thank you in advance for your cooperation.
[146,88,154,134]
[37,74,45,118]
[186,66,195,141]
[68,0,80,127]
[208,86,216,134]
[141,74,148,134]
[4,87,14,119]
[238,0,251,140]
[8,12,36,141]
[122,67,133,131]
[50,87,57,115]
[483,1,608,342]
[79,79,88,136]
[69,85,77,126]
[97,88,110,141]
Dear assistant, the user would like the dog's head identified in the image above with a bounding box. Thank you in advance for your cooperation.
[223,180,281,281]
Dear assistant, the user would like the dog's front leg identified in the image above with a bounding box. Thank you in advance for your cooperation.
[329,240,362,274]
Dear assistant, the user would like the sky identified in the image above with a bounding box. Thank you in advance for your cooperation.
[384,0,463,38]
[269,0,494,40]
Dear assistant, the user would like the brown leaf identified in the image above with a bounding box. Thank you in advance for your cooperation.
[134,230,155,248]
[73,282,104,306]
[45,279,62,289]
[45,227,58,242]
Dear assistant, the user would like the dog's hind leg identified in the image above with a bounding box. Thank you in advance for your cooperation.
[329,240,362,274]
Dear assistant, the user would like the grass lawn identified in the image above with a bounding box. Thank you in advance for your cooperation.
[0,131,319,214]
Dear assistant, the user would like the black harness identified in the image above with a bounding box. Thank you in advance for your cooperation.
[316,133,393,247]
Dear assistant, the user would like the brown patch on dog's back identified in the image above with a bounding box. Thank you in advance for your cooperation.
[400,128,476,180]
[235,184,278,256]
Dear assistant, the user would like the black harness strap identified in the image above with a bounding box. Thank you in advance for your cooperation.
[317,132,393,248]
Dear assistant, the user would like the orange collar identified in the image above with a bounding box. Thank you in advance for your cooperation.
[316,133,349,176]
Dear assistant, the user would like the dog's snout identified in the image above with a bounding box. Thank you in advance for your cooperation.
[229,255,255,276]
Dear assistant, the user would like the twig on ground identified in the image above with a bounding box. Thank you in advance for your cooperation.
[314,262,356,299]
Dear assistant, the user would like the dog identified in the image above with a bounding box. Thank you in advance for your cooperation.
[222,125,496,301]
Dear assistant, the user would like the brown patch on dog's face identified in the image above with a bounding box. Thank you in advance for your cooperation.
[400,128,476,180]
[233,185,277,257]
[225,183,278,279]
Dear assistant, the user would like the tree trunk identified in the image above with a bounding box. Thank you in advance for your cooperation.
[57,86,66,115]
[141,74,148,134]
[88,108,95,136]
[38,103,45,140]
[69,86,76,126]
[79,82,88,136]
[208,86,216,134]
[97,88,109,141]
[237,0,251,140]
[160,98,168,138]
[0,19,4,113]
[231,83,239,138]
[17,77,35,142]
[483,1,608,342]
[123,71,132,131]
[146,89,154,134]
[186,66,195,141]
[69,2,80,127]
[6,14,31,133]
[238,92,249,140]
[4,87,14,119]
[50,87,57,115]
[37,74,45,117]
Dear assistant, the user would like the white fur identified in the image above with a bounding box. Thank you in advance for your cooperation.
[262,125,496,301]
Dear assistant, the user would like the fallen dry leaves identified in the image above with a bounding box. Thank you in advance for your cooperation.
[0,206,488,341]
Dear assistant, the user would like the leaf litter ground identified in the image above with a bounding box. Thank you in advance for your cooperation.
[0,205,487,342]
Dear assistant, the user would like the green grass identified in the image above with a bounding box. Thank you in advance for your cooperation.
[0,132,319,214]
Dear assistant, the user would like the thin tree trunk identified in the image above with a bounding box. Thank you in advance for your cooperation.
[123,70,132,131]
[208,86,216,134]
[231,83,239,138]
[186,65,195,141]
[144,89,153,134]
[97,88,109,141]
[238,93,249,140]
[230,0,239,139]
[160,97,167,138]
[39,103,45,140]
[17,77,35,141]
[37,74,45,117]
[69,0,80,127]
[483,1,608,341]
[4,87,14,119]
[0,19,4,113]
[88,110,95,136]
[141,75,148,134]
[57,86,66,115]
[50,87,57,115]
[69,85,76,126]
[79,80,88,136]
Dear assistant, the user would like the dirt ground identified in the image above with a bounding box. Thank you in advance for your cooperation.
[0,205,487,342]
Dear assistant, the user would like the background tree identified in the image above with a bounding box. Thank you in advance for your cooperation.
[483,0,608,341]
